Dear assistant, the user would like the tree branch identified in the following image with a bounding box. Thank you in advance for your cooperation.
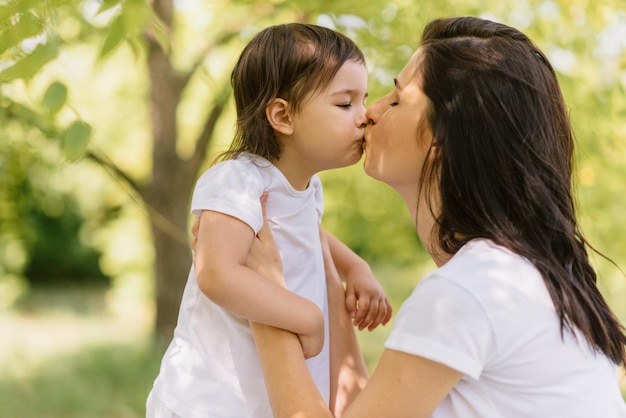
[187,83,231,177]
[179,29,241,89]
[85,149,143,197]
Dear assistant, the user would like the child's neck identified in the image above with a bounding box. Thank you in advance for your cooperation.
[273,158,314,191]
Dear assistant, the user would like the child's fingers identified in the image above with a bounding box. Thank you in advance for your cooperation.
[367,298,390,331]
[355,297,378,330]
[361,299,379,330]
[357,296,393,331]
[360,298,383,331]
[344,288,358,319]
[382,299,393,325]
[352,296,369,327]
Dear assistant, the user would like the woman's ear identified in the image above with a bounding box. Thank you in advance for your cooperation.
[266,98,294,136]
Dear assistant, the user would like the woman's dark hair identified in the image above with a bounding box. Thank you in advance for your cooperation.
[222,23,365,163]
[417,17,625,366]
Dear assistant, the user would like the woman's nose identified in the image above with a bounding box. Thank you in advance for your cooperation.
[365,104,379,125]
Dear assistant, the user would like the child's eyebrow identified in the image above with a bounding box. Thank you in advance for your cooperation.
[330,89,368,99]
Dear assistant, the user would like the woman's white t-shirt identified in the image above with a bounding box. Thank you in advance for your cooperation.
[150,154,330,417]
[386,239,626,417]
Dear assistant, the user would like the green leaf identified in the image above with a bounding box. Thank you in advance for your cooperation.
[99,14,125,58]
[0,11,44,55]
[0,41,59,82]
[5,100,53,135]
[95,0,122,16]
[97,0,156,60]
[0,0,54,22]
[41,81,67,115]
[122,0,151,31]
[62,121,91,161]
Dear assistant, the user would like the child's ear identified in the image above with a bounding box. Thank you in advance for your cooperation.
[266,98,294,136]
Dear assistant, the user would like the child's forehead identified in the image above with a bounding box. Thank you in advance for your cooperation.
[287,59,367,109]
[324,61,368,91]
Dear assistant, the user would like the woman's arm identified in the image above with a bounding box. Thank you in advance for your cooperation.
[195,209,324,358]
[249,205,463,418]
[251,317,462,418]
[338,349,462,418]
[321,228,368,417]
[250,322,334,418]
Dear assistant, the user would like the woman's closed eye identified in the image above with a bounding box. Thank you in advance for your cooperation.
[390,92,400,107]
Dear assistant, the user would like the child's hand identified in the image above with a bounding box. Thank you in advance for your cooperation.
[344,267,393,331]
[321,229,393,332]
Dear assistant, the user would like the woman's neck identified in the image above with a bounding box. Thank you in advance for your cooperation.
[397,184,450,267]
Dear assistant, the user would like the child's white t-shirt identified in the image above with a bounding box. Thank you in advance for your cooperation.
[386,239,626,418]
[150,154,329,417]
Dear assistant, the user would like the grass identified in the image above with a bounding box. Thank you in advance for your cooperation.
[0,283,160,418]
[0,344,162,418]
[0,266,624,417]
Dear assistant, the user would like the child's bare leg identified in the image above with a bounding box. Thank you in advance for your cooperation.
[320,229,369,417]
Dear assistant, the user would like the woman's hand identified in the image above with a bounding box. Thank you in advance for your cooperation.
[245,193,286,288]
[247,193,324,359]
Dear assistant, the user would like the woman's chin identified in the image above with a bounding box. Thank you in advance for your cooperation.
[362,159,380,181]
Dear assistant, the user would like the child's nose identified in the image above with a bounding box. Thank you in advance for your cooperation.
[356,105,368,128]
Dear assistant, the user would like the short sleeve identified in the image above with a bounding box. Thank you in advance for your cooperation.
[385,275,496,379]
[191,160,266,234]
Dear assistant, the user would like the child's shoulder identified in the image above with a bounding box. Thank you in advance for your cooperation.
[196,153,273,188]
[203,153,271,176]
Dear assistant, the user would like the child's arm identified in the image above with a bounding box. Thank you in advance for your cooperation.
[321,228,369,417]
[193,210,324,358]
[322,229,393,331]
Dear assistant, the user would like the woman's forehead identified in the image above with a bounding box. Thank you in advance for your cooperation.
[397,49,423,85]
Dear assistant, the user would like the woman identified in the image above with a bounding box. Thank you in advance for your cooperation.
[246,17,626,417]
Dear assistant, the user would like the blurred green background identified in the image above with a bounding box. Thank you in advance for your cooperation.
[1,0,625,416]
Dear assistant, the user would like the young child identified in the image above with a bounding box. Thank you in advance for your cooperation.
[147,23,392,417]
